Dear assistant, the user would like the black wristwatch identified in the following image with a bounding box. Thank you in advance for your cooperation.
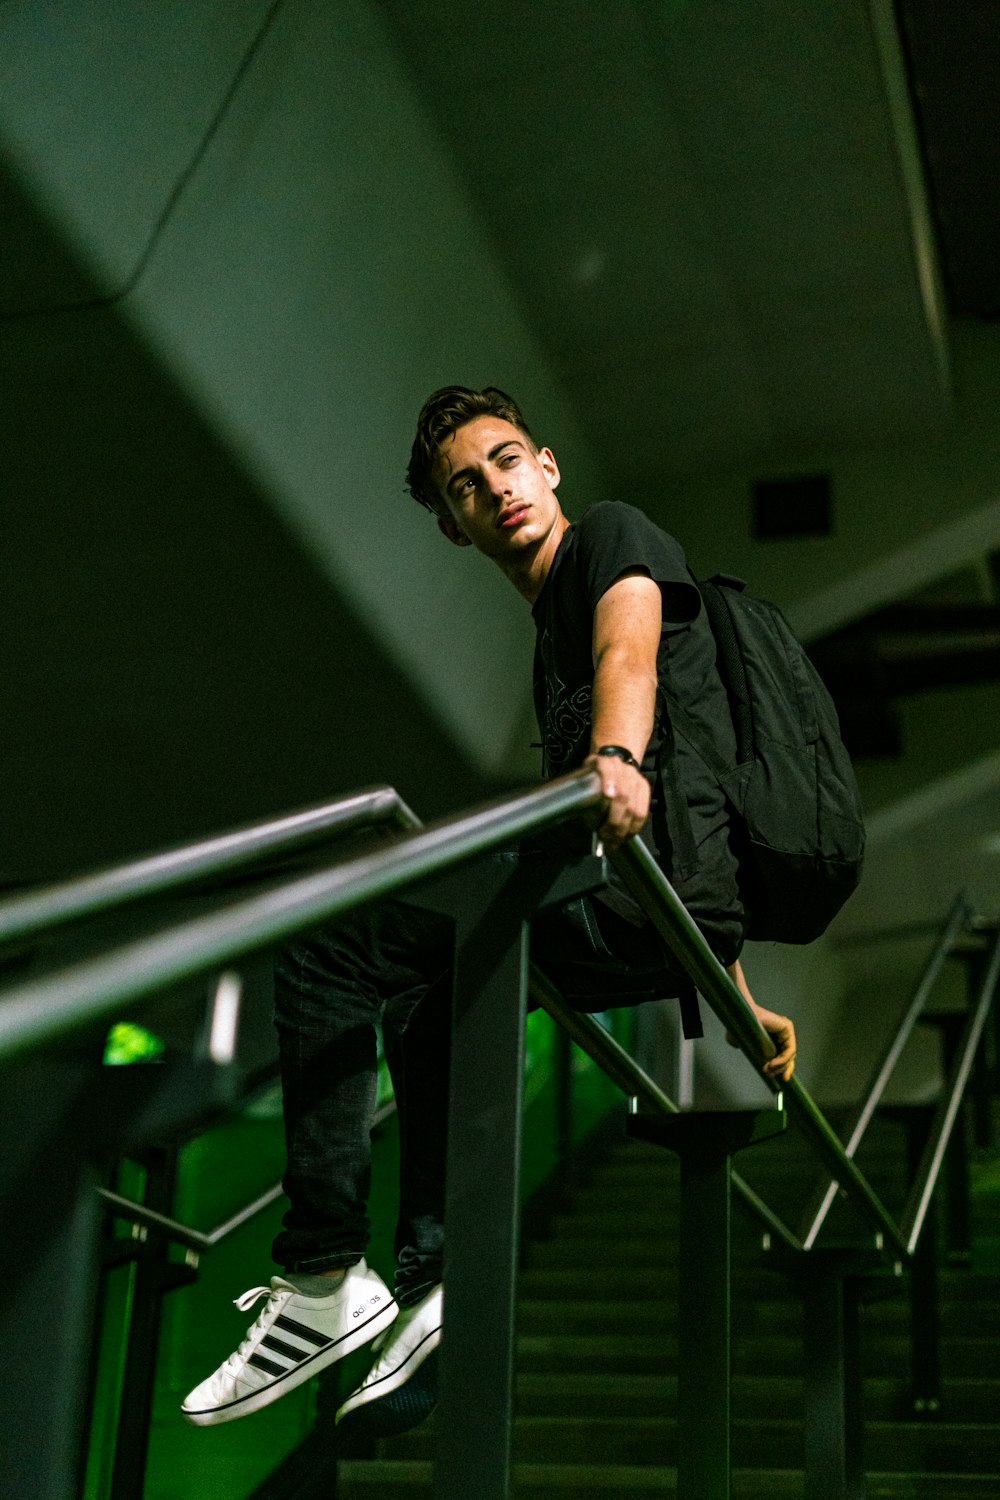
[594,744,641,771]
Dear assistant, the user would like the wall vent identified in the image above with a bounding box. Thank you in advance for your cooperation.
[752,474,831,540]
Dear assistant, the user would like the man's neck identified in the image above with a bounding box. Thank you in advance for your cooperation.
[499,512,571,604]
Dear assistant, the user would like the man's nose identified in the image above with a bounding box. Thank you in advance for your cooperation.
[488,469,512,501]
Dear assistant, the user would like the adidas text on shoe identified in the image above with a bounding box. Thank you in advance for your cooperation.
[335,1282,442,1443]
[181,1261,397,1426]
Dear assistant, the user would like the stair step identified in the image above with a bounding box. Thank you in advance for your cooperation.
[515,1292,1000,1337]
[524,1237,679,1269]
[517,1262,1000,1309]
[388,1414,1000,1472]
[580,1161,903,1194]
[516,1332,1000,1377]
[547,1210,682,1237]
[518,1265,790,1299]
[517,1299,677,1335]
[337,1461,794,1498]
[337,1110,1000,1497]
[513,1372,1000,1423]
[337,1461,1000,1498]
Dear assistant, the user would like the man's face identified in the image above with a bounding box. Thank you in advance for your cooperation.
[431,416,562,561]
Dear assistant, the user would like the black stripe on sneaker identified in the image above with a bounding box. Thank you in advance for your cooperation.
[262,1334,308,1363]
[248,1352,286,1377]
[275,1314,334,1347]
[184,1303,399,1418]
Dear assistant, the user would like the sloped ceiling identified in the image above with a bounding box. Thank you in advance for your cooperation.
[381,0,950,483]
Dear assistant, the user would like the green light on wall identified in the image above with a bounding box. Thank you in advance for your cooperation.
[103,1021,165,1066]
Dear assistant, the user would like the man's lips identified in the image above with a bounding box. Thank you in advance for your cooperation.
[497,503,529,529]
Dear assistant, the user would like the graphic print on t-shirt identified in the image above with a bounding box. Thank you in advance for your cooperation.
[542,679,591,777]
[534,619,592,777]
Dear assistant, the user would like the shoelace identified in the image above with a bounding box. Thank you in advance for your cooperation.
[222,1284,291,1375]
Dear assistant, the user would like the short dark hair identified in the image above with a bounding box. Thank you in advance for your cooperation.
[405,385,536,512]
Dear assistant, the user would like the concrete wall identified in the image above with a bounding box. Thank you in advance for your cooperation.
[0,0,605,877]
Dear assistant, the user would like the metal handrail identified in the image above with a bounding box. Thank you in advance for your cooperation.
[612,838,1000,1262]
[901,924,1000,1254]
[608,840,778,1068]
[4,767,992,1269]
[530,965,804,1252]
[100,962,806,1258]
[610,837,909,1256]
[0,770,604,1063]
[98,1183,284,1255]
[0,786,420,947]
[97,1100,398,1253]
[529,965,680,1119]
[799,893,971,1249]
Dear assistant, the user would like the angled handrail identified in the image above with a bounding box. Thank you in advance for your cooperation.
[901,923,1000,1254]
[97,1101,398,1254]
[0,771,604,1063]
[610,837,909,1255]
[100,962,806,1258]
[530,964,804,1252]
[611,838,1000,1262]
[3,767,992,1267]
[529,965,680,1119]
[608,840,778,1068]
[98,1182,285,1256]
[0,786,420,947]
[799,893,971,1249]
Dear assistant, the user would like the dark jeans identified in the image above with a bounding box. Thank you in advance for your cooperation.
[271,878,692,1304]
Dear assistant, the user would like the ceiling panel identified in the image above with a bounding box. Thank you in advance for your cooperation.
[382,0,951,487]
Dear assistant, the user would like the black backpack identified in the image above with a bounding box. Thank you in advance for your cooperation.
[663,574,865,945]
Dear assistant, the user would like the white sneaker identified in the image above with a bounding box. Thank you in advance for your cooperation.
[182,1261,397,1426]
[335,1282,442,1441]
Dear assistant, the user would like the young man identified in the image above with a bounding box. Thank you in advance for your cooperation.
[182,386,795,1440]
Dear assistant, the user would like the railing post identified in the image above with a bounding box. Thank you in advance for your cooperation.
[107,1147,197,1500]
[554,1022,574,1181]
[926,1013,973,1263]
[436,894,528,1500]
[800,1252,868,1500]
[416,847,606,1500]
[0,1055,106,1500]
[893,1103,942,1414]
[909,1200,941,1416]
[628,1104,786,1500]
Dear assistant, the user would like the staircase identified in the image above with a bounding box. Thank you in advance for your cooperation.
[337,1112,1000,1499]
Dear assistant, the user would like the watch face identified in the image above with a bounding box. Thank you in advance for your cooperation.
[598,746,635,765]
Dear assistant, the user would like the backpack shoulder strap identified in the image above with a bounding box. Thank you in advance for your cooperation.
[697,575,753,765]
[659,574,745,782]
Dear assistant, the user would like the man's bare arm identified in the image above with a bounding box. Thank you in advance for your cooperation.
[588,576,798,1079]
[585,572,661,849]
[726,958,796,1082]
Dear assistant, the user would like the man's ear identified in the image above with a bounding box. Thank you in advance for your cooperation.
[537,445,561,491]
[437,513,473,547]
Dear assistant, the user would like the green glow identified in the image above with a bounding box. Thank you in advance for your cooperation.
[103,1021,165,1066]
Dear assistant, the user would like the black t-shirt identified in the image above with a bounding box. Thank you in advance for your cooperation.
[532,501,743,952]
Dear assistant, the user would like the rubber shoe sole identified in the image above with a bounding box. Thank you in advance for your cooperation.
[336,1342,439,1446]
